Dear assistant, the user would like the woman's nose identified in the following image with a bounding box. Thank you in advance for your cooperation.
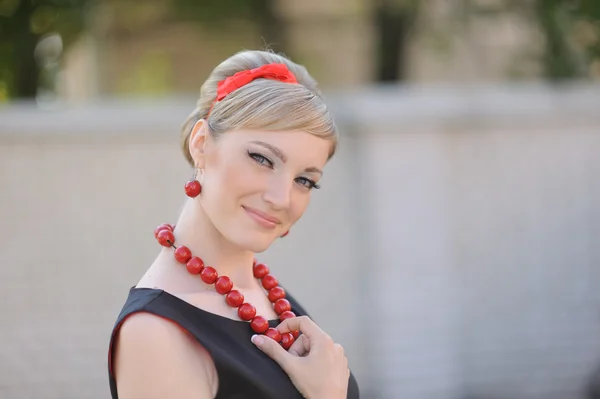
[262,176,292,210]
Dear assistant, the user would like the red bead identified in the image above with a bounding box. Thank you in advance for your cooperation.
[274,298,291,315]
[261,274,278,290]
[215,276,233,295]
[154,223,172,238]
[253,263,269,279]
[200,266,218,284]
[185,180,202,198]
[225,290,244,307]
[280,332,294,349]
[264,327,281,342]
[291,330,300,340]
[186,256,204,275]
[250,316,269,333]
[268,287,286,303]
[279,310,295,322]
[238,303,256,321]
[157,229,175,247]
[174,246,192,264]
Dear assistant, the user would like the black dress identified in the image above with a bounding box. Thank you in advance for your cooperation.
[108,287,360,398]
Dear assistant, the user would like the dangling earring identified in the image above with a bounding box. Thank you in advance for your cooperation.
[184,168,202,198]
[280,231,289,238]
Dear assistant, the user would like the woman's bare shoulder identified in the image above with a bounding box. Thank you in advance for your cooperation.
[113,312,218,399]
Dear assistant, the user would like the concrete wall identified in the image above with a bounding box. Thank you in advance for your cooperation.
[1,83,599,398]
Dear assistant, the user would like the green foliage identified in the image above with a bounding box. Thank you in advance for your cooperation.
[1,0,598,99]
[0,0,90,98]
[569,0,600,60]
[0,0,283,99]
[535,0,600,79]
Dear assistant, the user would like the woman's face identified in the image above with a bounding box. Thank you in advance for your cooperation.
[190,122,331,253]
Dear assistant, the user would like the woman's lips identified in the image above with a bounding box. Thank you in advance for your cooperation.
[243,206,280,229]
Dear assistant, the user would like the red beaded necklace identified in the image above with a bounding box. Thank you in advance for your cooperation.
[153,223,298,349]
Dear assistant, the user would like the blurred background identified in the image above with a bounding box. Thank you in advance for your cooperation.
[1,0,600,398]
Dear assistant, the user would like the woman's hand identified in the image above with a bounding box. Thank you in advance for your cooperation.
[251,316,349,399]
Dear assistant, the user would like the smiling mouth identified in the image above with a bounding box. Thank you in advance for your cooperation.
[242,206,280,229]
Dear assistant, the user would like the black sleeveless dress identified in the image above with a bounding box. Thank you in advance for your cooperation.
[108,287,360,398]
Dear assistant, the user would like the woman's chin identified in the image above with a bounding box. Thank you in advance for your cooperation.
[230,234,276,254]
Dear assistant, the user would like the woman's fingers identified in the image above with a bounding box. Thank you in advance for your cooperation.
[252,316,350,399]
[287,334,310,357]
[276,316,329,344]
[251,335,293,371]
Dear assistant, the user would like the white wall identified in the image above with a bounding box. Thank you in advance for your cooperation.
[1,83,599,398]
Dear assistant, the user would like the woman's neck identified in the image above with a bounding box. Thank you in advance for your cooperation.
[146,198,258,293]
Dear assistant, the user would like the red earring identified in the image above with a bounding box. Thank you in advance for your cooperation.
[184,168,202,198]
[280,231,289,238]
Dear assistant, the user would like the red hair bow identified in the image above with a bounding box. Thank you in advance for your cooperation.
[215,63,298,102]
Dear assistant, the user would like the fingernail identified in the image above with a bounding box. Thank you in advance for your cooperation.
[251,335,264,345]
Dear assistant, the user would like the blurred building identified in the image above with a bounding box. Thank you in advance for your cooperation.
[57,0,553,102]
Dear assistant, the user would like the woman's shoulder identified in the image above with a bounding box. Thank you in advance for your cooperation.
[109,287,220,398]
[112,311,218,398]
[113,286,163,319]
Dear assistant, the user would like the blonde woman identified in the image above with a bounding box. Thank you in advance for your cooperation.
[107,50,360,399]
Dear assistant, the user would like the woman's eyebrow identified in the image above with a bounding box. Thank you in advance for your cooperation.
[250,140,287,162]
[249,140,323,175]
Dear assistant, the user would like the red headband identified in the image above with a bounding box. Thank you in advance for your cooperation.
[207,63,298,116]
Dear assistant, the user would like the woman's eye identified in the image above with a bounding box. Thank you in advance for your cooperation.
[295,177,321,190]
[248,152,274,168]
[248,151,320,190]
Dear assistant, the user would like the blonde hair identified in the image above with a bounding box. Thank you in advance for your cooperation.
[181,50,338,166]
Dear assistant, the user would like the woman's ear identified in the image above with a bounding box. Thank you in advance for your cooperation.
[188,120,208,168]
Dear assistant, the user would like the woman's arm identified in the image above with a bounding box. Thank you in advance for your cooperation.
[113,312,217,399]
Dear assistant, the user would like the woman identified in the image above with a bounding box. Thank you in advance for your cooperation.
[107,49,360,398]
